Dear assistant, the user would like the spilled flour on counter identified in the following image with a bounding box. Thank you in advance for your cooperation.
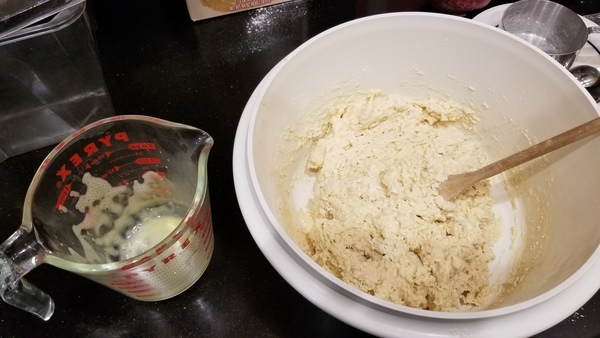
[277,91,503,311]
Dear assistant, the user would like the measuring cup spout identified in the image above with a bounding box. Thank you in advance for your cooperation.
[0,228,54,320]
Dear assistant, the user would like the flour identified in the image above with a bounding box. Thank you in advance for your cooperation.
[278,91,502,311]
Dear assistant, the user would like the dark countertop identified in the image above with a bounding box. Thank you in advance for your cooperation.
[1,0,599,337]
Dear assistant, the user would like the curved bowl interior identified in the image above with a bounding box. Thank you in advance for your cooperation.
[247,12,600,318]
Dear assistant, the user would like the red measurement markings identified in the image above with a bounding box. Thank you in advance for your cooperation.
[90,119,107,128]
[122,265,157,281]
[202,223,212,247]
[142,265,157,273]
[128,142,156,150]
[204,233,214,255]
[54,141,66,151]
[155,243,168,254]
[121,256,153,271]
[103,166,121,177]
[55,184,72,211]
[172,231,183,241]
[108,151,143,164]
[82,152,111,170]
[110,279,146,286]
[193,206,211,236]
[39,158,51,171]
[119,283,151,291]
[181,238,191,250]
[70,127,88,138]
[109,167,149,186]
[185,216,196,227]
[128,288,155,294]
[161,254,176,265]
[134,157,161,165]
[135,292,162,299]
[101,150,143,180]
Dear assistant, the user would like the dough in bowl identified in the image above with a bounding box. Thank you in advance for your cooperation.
[277,91,503,311]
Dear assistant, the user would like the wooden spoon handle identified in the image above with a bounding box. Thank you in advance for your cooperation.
[475,116,600,180]
[440,116,600,200]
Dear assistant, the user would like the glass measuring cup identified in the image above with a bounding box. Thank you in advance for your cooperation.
[0,115,214,320]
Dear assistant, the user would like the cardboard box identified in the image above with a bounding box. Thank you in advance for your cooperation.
[186,0,293,21]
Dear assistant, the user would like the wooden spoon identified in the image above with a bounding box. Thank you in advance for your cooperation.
[438,116,600,201]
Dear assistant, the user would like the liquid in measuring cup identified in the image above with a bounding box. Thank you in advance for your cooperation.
[69,171,187,264]
[121,215,182,260]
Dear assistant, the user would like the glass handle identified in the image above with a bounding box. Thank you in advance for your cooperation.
[0,229,54,320]
[2,277,54,320]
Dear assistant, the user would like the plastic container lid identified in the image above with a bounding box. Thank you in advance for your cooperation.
[0,0,85,46]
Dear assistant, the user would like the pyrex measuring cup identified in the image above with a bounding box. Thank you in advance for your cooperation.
[0,115,214,320]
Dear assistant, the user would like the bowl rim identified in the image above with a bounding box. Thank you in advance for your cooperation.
[245,11,600,321]
[234,70,600,337]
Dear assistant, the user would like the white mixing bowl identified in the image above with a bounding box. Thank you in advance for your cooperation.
[235,12,600,337]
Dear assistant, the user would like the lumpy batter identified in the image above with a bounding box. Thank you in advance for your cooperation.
[279,91,502,311]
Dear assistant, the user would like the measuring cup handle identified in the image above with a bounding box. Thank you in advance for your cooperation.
[0,228,54,320]
[1,277,54,320]
[589,26,600,34]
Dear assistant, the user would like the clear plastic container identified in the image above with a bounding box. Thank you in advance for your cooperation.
[0,0,114,162]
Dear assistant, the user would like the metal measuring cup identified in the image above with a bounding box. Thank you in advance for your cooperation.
[0,116,214,320]
[501,0,599,69]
